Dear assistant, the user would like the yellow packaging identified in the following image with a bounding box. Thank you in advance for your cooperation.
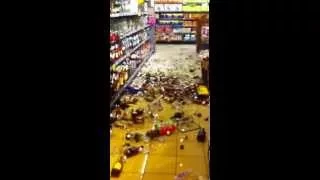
[197,85,209,96]
[114,162,122,169]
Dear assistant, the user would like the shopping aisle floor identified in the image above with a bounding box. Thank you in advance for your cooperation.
[110,45,210,180]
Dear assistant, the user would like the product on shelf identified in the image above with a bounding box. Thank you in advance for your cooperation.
[155,4,183,12]
[111,0,145,15]
[110,34,126,62]
[109,0,157,106]
[155,0,183,3]
[159,13,184,19]
[182,3,209,12]
[110,39,152,98]
[201,25,209,41]
[183,0,208,3]
[110,16,149,41]
[183,20,196,27]
[110,29,149,64]
[111,0,133,14]
[110,64,129,95]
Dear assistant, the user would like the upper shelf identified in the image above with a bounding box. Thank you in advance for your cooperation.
[110,12,148,18]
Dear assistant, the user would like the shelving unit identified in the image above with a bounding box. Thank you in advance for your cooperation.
[119,25,151,40]
[110,51,154,107]
[156,11,207,13]
[110,12,149,18]
[158,18,196,20]
[109,0,156,108]
[111,38,151,67]
[154,0,209,44]
[196,14,209,52]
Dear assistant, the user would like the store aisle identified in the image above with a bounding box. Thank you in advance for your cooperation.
[110,45,209,180]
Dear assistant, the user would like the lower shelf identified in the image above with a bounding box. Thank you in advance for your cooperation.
[110,51,154,107]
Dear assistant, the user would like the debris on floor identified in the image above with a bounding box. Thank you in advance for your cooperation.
[110,45,209,178]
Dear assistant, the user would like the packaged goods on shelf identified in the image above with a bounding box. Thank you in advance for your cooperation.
[110,28,150,65]
[110,39,152,97]
[190,34,196,40]
[201,25,209,42]
[110,64,130,96]
[110,0,138,14]
[172,28,193,33]
[164,4,183,12]
[110,16,148,37]
[183,20,197,27]
[159,13,184,19]
[183,0,208,3]
[182,4,202,12]
[147,16,157,25]
[155,4,165,12]
[155,0,183,3]
[155,4,183,12]
[184,13,206,19]
[159,20,184,26]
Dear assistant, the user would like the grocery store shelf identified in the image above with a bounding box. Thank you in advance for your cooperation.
[158,18,196,21]
[173,32,196,34]
[156,11,183,13]
[183,26,197,28]
[156,11,208,13]
[110,51,153,107]
[157,24,196,28]
[110,12,148,18]
[158,32,196,34]
[154,2,183,4]
[111,38,150,67]
[157,24,184,28]
[120,25,151,40]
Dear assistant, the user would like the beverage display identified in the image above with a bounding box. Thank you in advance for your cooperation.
[110,38,153,98]
[154,1,208,43]
[110,29,150,64]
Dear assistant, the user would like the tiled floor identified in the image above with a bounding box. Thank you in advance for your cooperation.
[110,45,210,180]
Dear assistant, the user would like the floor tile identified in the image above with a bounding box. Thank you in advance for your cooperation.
[176,156,208,177]
[110,140,124,155]
[145,155,177,174]
[122,154,146,173]
[143,173,176,180]
[149,141,177,157]
[110,173,140,180]
[182,175,209,180]
[177,141,205,157]
[111,129,126,140]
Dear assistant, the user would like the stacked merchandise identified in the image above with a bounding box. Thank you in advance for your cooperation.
[110,0,148,16]
[199,49,209,85]
[200,24,209,49]
[155,0,209,43]
[201,25,209,42]
[110,0,156,105]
